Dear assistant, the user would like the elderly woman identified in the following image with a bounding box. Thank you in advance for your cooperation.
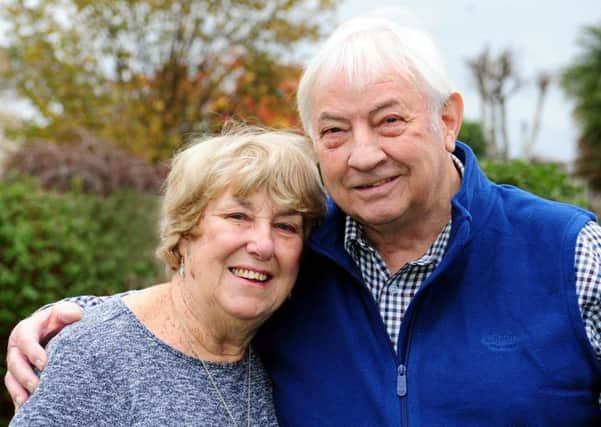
[10,128,326,426]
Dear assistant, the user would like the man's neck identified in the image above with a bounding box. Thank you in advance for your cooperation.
[361,159,461,273]
[363,210,452,273]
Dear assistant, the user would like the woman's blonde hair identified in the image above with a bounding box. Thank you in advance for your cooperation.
[156,126,327,272]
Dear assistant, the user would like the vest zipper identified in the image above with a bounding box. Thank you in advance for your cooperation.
[398,305,418,427]
[397,364,407,396]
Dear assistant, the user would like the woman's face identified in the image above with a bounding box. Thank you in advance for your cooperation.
[182,188,304,323]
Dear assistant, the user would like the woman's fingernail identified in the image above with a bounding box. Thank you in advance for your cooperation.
[35,359,45,370]
[26,381,35,393]
[14,395,24,411]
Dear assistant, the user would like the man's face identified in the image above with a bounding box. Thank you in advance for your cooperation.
[310,72,460,232]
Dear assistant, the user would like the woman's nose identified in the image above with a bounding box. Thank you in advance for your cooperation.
[246,223,275,260]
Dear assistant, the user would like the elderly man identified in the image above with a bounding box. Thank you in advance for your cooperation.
[6,12,601,426]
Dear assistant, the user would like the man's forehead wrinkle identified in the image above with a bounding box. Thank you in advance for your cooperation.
[371,99,403,114]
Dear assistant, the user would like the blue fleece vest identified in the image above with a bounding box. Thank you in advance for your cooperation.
[255,143,601,426]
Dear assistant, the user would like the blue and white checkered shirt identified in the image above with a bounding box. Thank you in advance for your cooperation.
[344,155,601,358]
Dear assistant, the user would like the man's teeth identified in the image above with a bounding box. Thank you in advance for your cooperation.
[231,268,268,282]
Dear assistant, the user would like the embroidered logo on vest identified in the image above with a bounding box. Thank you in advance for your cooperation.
[481,333,522,352]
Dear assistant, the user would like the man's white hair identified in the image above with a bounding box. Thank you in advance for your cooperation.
[297,9,454,139]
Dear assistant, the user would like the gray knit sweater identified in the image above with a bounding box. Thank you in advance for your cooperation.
[10,298,278,426]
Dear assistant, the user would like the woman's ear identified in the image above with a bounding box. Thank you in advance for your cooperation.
[176,236,188,258]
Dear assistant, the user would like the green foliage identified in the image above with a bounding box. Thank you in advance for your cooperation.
[0,176,162,421]
[0,176,162,322]
[481,159,589,208]
[458,120,487,158]
[561,23,601,190]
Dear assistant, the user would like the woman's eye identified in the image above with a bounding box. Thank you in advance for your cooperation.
[227,212,249,221]
[274,222,300,234]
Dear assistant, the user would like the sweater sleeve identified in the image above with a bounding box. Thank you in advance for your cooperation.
[37,291,134,312]
[9,329,121,427]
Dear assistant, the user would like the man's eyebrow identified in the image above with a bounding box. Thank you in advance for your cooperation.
[317,100,401,122]
[370,100,401,116]
[317,112,348,122]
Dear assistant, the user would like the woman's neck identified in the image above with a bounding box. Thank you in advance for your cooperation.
[122,282,257,363]
[168,282,257,362]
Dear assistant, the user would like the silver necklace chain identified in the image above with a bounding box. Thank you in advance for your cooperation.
[199,347,251,427]
[171,290,252,427]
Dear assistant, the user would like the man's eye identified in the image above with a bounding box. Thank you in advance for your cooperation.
[320,127,344,136]
[319,127,347,149]
[378,116,407,136]
[382,116,402,124]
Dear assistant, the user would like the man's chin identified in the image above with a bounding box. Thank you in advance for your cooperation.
[351,210,406,229]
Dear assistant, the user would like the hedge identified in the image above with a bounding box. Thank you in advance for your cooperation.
[0,176,162,422]
[481,159,590,209]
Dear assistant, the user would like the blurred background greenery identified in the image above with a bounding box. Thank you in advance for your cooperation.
[0,0,600,422]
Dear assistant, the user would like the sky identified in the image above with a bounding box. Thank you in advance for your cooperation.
[322,0,601,163]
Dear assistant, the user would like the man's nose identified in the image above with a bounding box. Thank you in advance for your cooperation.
[246,222,275,261]
[347,128,386,170]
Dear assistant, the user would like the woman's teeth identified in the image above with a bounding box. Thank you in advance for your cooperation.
[231,268,268,282]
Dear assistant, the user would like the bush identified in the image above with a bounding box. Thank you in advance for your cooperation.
[3,128,168,195]
[458,120,487,158]
[0,176,162,422]
[481,159,590,208]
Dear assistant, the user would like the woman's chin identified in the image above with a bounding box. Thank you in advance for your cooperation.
[220,296,276,323]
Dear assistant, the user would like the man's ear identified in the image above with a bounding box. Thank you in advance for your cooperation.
[440,92,464,152]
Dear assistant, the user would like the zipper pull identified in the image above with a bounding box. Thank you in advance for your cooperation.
[397,364,407,397]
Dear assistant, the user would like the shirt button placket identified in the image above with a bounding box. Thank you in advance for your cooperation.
[389,283,401,294]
